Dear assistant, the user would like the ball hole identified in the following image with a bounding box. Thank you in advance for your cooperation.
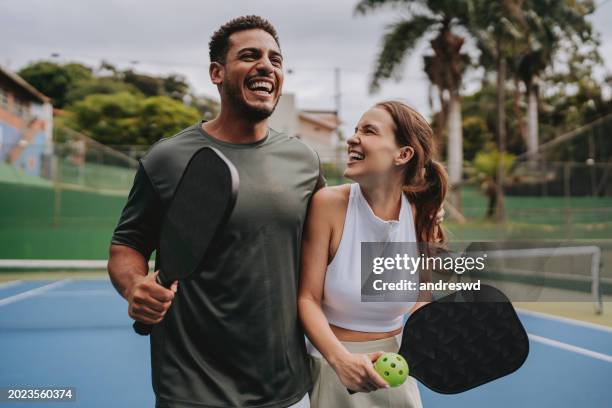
[384,371,390,376]
[383,358,387,362]
[399,370,403,375]
[390,363,396,368]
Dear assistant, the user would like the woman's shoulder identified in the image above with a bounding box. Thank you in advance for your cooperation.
[312,184,351,207]
[309,184,351,225]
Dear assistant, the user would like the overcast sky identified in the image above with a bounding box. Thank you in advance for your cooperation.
[1,0,611,137]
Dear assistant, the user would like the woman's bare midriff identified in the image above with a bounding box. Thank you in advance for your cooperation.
[330,324,402,342]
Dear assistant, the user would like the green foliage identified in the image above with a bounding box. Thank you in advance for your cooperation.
[18,59,220,146]
[321,161,346,185]
[18,59,203,108]
[122,69,163,97]
[473,150,516,178]
[68,92,199,145]
[119,71,189,100]
[18,61,93,107]
[69,92,143,145]
[163,75,190,100]
[459,83,526,155]
[139,96,200,144]
[462,116,491,161]
[64,77,142,105]
[354,0,472,94]
[367,16,436,92]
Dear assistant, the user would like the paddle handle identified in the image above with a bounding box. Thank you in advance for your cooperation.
[132,274,167,336]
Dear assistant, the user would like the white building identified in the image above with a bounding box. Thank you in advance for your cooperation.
[269,94,342,163]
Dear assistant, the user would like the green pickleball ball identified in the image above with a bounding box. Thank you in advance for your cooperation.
[374,352,409,387]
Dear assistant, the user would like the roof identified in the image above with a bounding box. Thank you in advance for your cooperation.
[298,110,340,131]
[0,65,51,104]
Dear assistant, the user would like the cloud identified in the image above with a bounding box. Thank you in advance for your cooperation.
[1,0,610,137]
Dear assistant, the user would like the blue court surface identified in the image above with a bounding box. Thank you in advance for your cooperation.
[1,279,610,407]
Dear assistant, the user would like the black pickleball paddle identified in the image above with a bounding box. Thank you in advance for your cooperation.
[133,146,239,336]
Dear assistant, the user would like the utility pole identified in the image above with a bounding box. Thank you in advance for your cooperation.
[334,67,342,140]
[333,67,343,168]
[334,67,341,122]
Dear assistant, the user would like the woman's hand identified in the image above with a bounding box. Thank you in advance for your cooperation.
[330,351,390,393]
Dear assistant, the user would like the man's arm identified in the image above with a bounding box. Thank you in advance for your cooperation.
[108,164,175,324]
[108,244,176,324]
[314,153,327,192]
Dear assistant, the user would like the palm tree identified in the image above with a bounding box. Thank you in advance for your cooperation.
[469,0,596,220]
[515,0,596,158]
[467,0,525,221]
[354,0,472,210]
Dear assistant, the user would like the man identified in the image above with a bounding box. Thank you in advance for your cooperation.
[108,15,324,408]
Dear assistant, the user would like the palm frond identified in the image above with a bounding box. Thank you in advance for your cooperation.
[354,0,421,16]
[369,16,436,93]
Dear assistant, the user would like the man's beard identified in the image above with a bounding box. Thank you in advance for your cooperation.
[223,80,279,122]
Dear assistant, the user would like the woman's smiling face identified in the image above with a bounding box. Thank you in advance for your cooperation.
[344,107,413,184]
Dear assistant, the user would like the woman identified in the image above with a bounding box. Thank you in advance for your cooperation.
[298,101,447,407]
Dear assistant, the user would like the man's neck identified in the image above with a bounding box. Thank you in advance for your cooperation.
[202,108,269,144]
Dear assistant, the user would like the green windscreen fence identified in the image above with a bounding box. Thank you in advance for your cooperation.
[1,128,137,259]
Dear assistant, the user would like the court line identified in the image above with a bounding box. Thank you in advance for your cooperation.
[0,280,23,290]
[0,280,71,307]
[40,290,114,296]
[517,308,612,334]
[528,333,612,363]
[0,259,154,269]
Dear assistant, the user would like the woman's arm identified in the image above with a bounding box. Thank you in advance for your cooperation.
[298,188,388,392]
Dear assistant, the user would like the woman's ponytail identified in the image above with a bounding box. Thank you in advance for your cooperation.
[376,101,448,243]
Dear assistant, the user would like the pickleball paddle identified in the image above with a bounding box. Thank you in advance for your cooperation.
[401,284,529,393]
[349,285,529,394]
[133,146,239,335]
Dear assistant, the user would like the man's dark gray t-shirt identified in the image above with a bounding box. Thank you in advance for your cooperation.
[112,123,324,407]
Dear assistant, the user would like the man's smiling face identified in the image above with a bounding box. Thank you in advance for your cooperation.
[215,28,284,121]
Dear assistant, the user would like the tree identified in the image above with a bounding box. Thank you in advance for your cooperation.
[139,96,200,144]
[473,150,516,218]
[468,0,525,221]
[64,77,142,105]
[122,69,163,97]
[163,74,190,101]
[68,92,143,145]
[514,0,597,159]
[18,61,93,107]
[462,116,491,161]
[67,92,200,146]
[354,0,472,210]
[463,82,527,154]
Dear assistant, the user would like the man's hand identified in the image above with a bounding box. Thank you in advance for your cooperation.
[127,271,178,324]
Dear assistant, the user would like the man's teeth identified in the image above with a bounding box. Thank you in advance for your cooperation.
[248,81,273,93]
[350,152,364,161]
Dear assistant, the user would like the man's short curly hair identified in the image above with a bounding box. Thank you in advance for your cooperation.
[209,15,280,64]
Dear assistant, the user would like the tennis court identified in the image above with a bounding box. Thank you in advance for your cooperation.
[1,277,610,407]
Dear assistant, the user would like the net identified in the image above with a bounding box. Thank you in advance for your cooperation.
[458,244,607,314]
[0,259,154,271]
